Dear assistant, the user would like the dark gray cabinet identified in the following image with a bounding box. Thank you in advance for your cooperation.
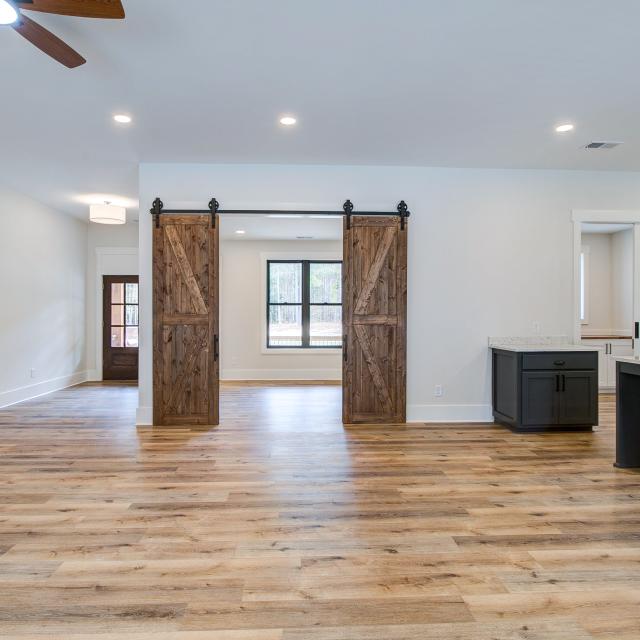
[492,349,598,431]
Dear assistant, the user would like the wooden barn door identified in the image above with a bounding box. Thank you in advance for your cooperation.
[153,215,219,426]
[343,216,407,424]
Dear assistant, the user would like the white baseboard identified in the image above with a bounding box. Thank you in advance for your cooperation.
[87,369,102,382]
[136,405,153,426]
[137,400,492,425]
[407,403,494,423]
[0,370,90,409]
[221,368,341,381]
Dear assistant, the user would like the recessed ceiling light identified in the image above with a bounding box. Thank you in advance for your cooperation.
[279,116,297,126]
[114,114,132,124]
[235,229,246,235]
[555,123,575,133]
[0,0,18,25]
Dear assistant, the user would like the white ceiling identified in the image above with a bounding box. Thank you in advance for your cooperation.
[581,223,634,234]
[219,214,342,241]
[2,0,640,220]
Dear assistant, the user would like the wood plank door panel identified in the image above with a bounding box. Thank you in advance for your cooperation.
[343,216,407,424]
[153,215,219,426]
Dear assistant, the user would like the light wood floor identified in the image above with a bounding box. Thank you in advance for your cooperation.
[0,383,638,639]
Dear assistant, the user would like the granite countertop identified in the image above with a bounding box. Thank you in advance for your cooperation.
[488,336,599,353]
[614,356,640,364]
[490,343,600,353]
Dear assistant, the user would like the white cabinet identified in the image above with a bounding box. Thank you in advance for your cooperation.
[582,338,633,390]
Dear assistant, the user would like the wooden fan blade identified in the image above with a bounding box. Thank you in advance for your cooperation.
[13,14,86,68]
[16,1,125,19]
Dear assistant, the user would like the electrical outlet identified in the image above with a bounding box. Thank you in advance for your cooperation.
[532,321,541,335]
[434,384,443,397]
[30,369,36,379]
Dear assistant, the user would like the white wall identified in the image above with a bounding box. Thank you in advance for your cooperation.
[220,239,342,380]
[581,233,613,335]
[0,184,88,407]
[138,163,640,424]
[611,228,634,335]
[86,223,139,380]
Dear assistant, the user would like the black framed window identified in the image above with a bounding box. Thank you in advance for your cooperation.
[267,260,342,348]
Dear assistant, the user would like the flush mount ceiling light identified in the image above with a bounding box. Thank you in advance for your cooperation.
[235,229,246,235]
[0,0,18,25]
[90,201,126,225]
[279,116,297,126]
[114,114,132,124]
[555,123,575,133]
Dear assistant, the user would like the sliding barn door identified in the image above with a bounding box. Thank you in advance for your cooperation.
[343,216,407,424]
[153,215,219,426]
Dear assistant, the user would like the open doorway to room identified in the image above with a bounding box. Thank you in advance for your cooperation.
[573,211,640,392]
[218,215,343,424]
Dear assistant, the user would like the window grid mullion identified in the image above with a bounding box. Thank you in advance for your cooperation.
[302,261,311,347]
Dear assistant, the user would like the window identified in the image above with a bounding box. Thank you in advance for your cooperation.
[267,260,342,348]
[111,281,139,348]
[580,248,590,324]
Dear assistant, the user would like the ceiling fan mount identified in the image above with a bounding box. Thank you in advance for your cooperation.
[3,0,125,68]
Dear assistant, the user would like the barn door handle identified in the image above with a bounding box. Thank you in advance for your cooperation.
[214,335,219,362]
[343,335,348,362]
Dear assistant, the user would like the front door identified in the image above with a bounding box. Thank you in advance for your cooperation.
[103,275,139,380]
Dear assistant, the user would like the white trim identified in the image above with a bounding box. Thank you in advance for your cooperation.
[572,211,640,346]
[94,247,139,381]
[221,368,341,381]
[0,370,90,409]
[572,210,640,223]
[634,225,640,358]
[136,405,153,426]
[407,403,494,423]
[259,251,342,355]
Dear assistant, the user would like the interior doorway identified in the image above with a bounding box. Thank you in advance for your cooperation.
[219,215,343,403]
[572,211,640,391]
[103,275,139,381]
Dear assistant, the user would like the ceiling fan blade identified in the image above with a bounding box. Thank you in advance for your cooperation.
[13,14,86,68]
[16,1,125,19]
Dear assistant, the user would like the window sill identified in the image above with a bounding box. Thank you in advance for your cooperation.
[261,348,342,356]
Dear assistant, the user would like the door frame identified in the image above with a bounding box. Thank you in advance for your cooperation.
[94,247,139,381]
[571,210,640,356]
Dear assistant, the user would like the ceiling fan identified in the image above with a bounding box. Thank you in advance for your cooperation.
[0,0,125,68]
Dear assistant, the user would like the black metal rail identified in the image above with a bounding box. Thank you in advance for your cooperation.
[150,198,410,230]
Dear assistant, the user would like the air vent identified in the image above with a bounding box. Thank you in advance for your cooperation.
[585,141,623,150]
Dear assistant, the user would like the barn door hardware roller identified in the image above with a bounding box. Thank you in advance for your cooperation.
[150,197,411,230]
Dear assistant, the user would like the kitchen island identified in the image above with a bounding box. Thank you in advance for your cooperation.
[614,356,640,468]
[491,340,599,432]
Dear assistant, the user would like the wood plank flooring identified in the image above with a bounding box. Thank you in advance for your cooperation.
[0,382,638,638]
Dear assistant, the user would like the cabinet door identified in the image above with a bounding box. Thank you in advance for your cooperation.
[521,372,558,426]
[558,371,598,425]
[581,340,608,389]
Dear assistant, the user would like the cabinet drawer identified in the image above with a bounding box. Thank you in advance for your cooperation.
[522,352,597,371]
